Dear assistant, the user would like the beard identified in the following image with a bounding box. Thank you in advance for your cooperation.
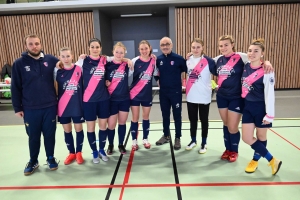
[27,49,41,57]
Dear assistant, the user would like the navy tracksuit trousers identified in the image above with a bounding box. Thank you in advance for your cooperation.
[23,105,57,162]
[159,90,182,138]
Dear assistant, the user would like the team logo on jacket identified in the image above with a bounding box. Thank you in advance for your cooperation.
[270,77,274,85]
[170,61,174,65]
[44,62,48,67]
[160,61,163,65]
[24,66,30,71]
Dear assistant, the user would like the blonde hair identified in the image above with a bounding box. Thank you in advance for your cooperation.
[251,38,265,52]
[59,47,72,55]
[219,35,236,52]
[191,38,205,55]
[139,40,152,56]
[24,34,41,45]
[113,42,126,55]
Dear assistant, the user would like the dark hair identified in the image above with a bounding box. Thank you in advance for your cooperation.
[88,38,102,47]
[219,35,236,52]
[24,34,41,45]
[191,38,205,55]
[139,40,152,56]
[251,38,265,52]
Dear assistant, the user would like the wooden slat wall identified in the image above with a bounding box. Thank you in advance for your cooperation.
[176,4,300,89]
[0,12,94,69]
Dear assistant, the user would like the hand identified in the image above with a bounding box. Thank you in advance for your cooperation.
[56,61,64,69]
[157,80,160,87]
[15,111,24,118]
[186,52,192,59]
[150,54,157,60]
[106,80,111,87]
[262,120,270,125]
[79,54,87,60]
[263,61,274,74]
[127,59,134,69]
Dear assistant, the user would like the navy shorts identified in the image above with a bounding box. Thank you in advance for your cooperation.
[110,99,130,115]
[83,99,110,121]
[130,100,152,107]
[242,100,272,128]
[216,95,244,114]
[58,116,85,124]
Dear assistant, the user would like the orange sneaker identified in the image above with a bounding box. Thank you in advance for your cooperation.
[76,152,84,164]
[228,151,239,162]
[221,150,230,160]
[64,153,76,165]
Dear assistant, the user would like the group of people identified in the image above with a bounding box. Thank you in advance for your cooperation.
[10,34,282,177]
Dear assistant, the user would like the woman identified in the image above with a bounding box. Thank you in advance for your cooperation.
[241,38,281,175]
[76,38,110,163]
[129,40,156,150]
[55,47,84,165]
[106,42,130,155]
[185,38,216,154]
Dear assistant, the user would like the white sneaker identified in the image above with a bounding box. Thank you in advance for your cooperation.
[92,151,100,164]
[186,141,197,150]
[142,139,151,149]
[132,139,139,151]
[99,150,108,162]
[199,144,207,154]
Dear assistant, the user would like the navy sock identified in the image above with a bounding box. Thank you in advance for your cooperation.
[64,132,75,154]
[99,129,108,150]
[87,132,97,151]
[75,130,84,153]
[251,140,268,159]
[253,140,267,161]
[230,131,240,153]
[130,121,138,140]
[142,120,150,139]
[223,126,230,151]
[108,129,115,145]
[118,124,126,145]
[265,152,273,162]
[191,137,197,143]
[201,137,207,145]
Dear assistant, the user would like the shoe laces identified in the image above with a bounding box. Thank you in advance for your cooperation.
[230,152,237,158]
[45,157,60,165]
[25,161,37,168]
[249,160,257,167]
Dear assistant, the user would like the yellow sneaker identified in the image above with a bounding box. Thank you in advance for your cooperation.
[268,158,282,175]
[245,160,258,173]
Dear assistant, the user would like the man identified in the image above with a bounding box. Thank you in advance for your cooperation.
[11,34,59,175]
[154,37,187,150]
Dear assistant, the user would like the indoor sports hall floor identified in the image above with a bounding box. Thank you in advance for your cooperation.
[0,90,299,200]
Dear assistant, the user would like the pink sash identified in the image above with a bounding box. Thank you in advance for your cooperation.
[58,65,82,117]
[242,67,264,98]
[186,57,208,96]
[130,58,155,100]
[107,62,127,95]
[218,54,241,87]
[83,56,106,102]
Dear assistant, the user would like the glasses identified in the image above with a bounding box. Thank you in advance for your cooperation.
[160,43,171,47]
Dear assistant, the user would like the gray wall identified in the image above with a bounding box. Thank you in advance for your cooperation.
[111,17,168,57]
[99,12,113,56]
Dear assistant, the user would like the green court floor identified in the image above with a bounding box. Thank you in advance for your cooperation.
[0,119,299,200]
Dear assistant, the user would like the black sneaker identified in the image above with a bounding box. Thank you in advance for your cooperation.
[46,156,59,171]
[107,145,114,155]
[118,144,127,154]
[155,135,170,145]
[24,161,39,176]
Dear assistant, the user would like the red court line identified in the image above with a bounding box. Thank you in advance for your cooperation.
[269,128,300,150]
[119,124,139,200]
[2,182,300,191]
